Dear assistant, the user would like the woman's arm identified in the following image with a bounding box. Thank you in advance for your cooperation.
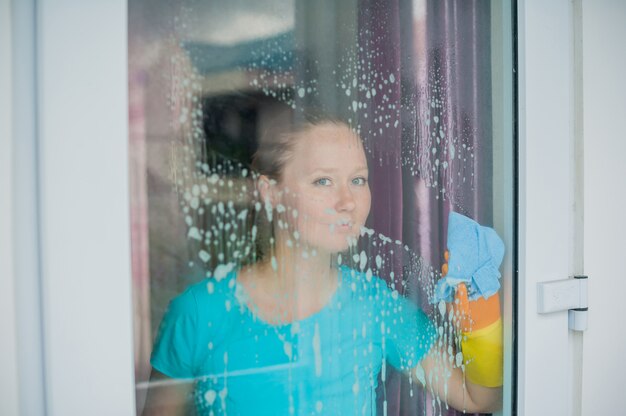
[416,290,503,413]
[144,282,210,415]
[142,369,194,416]
[418,353,502,413]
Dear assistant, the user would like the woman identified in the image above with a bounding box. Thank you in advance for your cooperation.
[143,119,502,415]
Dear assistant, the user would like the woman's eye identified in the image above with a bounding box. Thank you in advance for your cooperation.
[352,177,367,186]
[314,178,332,186]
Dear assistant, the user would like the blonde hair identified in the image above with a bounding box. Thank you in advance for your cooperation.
[251,118,355,181]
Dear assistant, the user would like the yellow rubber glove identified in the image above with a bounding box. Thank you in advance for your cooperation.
[443,250,503,387]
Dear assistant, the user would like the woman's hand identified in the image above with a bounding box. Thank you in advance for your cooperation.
[443,250,503,388]
[442,250,501,334]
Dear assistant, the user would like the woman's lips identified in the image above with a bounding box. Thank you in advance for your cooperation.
[328,221,355,233]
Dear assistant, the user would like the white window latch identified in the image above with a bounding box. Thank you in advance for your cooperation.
[537,275,588,331]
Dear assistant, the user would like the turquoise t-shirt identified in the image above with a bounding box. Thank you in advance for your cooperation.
[151,266,436,415]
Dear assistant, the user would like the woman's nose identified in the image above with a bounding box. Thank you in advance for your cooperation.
[335,185,356,212]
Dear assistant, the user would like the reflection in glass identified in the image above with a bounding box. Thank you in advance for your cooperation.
[129,1,513,415]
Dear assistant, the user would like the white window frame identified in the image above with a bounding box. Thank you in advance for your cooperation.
[0,0,20,413]
[517,0,578,414]
[9,1,135,415]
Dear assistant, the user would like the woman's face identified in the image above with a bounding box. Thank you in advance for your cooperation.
[276,123,371,254]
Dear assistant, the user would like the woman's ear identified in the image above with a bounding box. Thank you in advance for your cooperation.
[257,174,276,206]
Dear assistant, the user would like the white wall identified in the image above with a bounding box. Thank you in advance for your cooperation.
[581,0,626,413]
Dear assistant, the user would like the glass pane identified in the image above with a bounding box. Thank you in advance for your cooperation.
[129,1,515,415]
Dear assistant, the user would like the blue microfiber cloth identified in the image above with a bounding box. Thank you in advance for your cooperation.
[432,211,505,303]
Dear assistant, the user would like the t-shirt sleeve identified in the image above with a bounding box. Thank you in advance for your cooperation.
[150,289,199,379]
[380,284,437,371]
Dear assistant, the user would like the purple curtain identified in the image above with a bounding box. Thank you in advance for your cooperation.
[358,1,493,414]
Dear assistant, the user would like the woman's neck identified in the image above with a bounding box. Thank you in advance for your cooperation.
[241,240,339,323]
[265,240,335,295]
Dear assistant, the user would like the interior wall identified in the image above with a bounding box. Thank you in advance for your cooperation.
[581,0,626,413]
